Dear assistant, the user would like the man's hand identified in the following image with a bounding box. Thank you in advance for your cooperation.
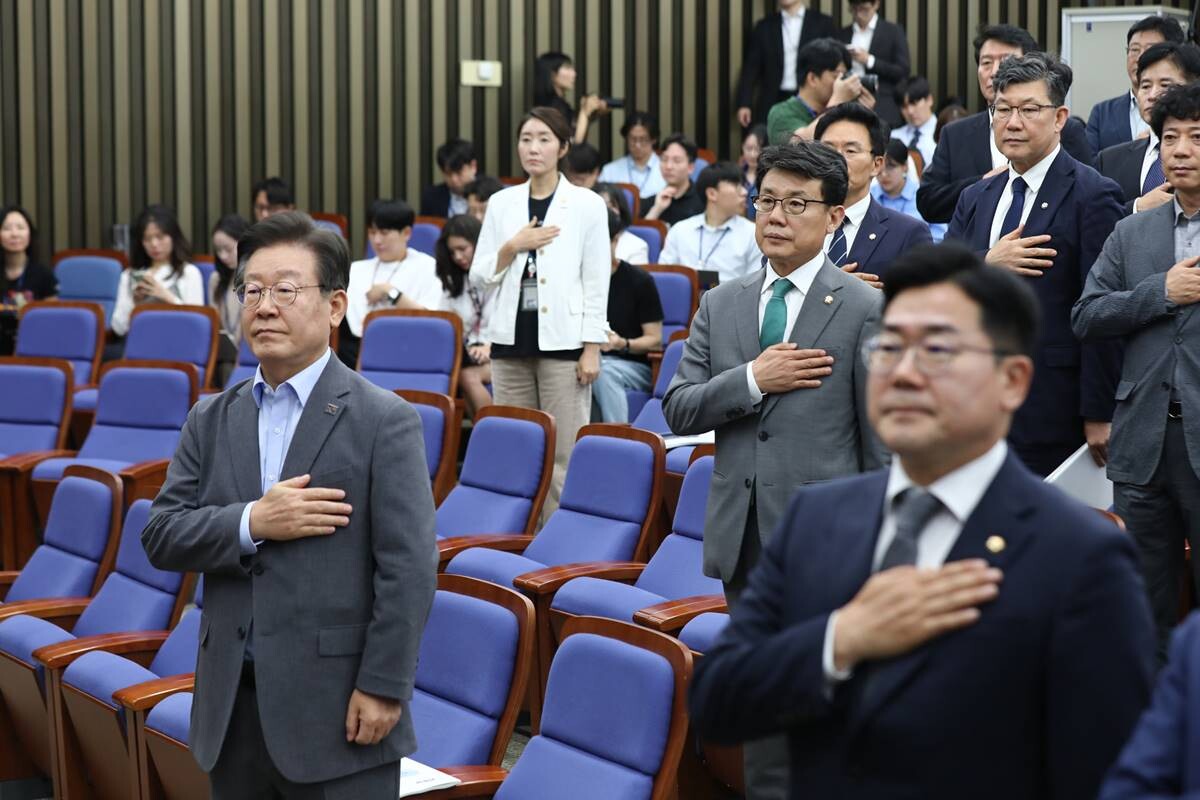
[601,330,624,353]
[828,75,864,107]
[650,186,678,215]
[248,475,352,541]
[841,261,882,289]
[1135,183,1173,214]
[365,283,393,305]
[986,226,1056,277]
[848,45,870,65]
[1084,420,1111,467]
[737,106,753,128]
[832,559,1003,672]
[345,689,402,745]
[982,163,1009,180]
[467,343,491,365]
[752,343,833,394]
[1165,254,1200,305]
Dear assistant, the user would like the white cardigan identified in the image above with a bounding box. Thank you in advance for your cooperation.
[469,175,611,350]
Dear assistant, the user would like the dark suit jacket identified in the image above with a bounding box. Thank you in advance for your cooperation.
[1095,137,1151,215]
[736,9,837,124]
[947,148,1124,450]
[1086,92,1135,155]
[835,19,910,128]
[689,452,1156,800]
[420,183,452,218]
[916,111,1094,224]
[1100,611,1200,799]
[848,197,932,281]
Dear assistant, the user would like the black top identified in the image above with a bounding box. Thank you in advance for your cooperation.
[491,190,582,362]
[607,261,664,365]
[542,95,576,127]
[641,182,706,227]
[0,261,57,307]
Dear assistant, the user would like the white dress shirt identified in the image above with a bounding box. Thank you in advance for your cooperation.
[1129,90,1151,141]
[744,251,825,401]
[448,193,469,217]
[890,114,938,169]
[823,193,871,258]
[987,144,1061,248]
[779,7,806,92]
[988,110,1007,171]
[821,439,1010,681]
[660,211,763,283]
[599,153,667,198]
[345,251,443,337]
[848,13,878,76]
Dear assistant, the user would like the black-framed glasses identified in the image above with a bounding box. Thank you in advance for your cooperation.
[863,335,1015,375]
[235,281,326,307]
[989,103,1058,122]
[751,195,829,216]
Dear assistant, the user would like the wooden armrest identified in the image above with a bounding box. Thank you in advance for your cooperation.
[0,450,78,474]
[120,459,170,481]
[0,596,91,623]
[633,594,728,632]
[437,534,534,565]
[114,672,195,711]
[33,630,170,669]
[416,765,508,799]
[513,561,646,594]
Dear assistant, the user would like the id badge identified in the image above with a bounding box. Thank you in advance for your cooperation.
[520,277,539,311]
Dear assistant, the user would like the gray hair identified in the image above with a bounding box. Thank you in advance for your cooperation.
[235,211,350,294]
[992,51,1073,107]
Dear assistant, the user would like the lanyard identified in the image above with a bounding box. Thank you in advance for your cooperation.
[372,258,402,288]
[627,156,652,191]
[698,226,730,266]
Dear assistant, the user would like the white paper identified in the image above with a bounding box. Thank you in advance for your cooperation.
[662,431,714,450]
[1044,444,1113,510]
[399,758,462,798]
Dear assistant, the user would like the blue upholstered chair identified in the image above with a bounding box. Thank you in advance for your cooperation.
[191,257,216,293]
[226,337,259,387]
[645,265,698,344]
[311,211,348,238]
[677,612,729,654]
[0,357,73,459]
[409,217,445,258]
[395,389,461,504]
[14,301,105,386]
[628,222,665,264]
[52,250,126,327]
[358,309,463,395]
[627,336,686,441]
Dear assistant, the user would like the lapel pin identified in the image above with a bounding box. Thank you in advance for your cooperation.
[1040,202,1048,209]
[986,535,1006,554]
[823,295,833,305]
[325,403,339,415]
[868,232,877,241]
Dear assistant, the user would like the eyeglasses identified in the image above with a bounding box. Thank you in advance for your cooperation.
[751,195,829,216]
[863,336,1014,375]
[236,281,326,307]
[989,103,1058,122]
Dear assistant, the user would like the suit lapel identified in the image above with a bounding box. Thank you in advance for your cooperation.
[228,382,262,499]
[970,113,995,174]
[768,13,785,84]
[761,261,843,420]
[1019,150,1074,237]
[735,268,766,365]
[1121,140,1149,198]
[280,357,353,480]
[848,200,886,270]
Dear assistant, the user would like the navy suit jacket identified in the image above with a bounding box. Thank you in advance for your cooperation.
[1095,137,1151,215]
[848,198,931,281]
[689,452,1156,800]
[1100,611,1200,799]
[916,111,1094,224]
[835,19,909,128]
[736,9,837,123]
[419,183,452,218]
[1087,92,1135,155]
[946,148,1124,449]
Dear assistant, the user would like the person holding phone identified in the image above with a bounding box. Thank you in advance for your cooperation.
[435,214,495,418]
[532,51,608,145]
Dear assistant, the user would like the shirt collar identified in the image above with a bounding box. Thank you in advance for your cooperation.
[842,193,872,228]
[918,115,937,136]
[252,347,332,409]
[1007,143,1060,196]
[628,153,658,172]
[885,439,1008,524]
[1148,130,1160,151]
[854,13,878,33]
[1173,197,1200,224]
[761,249,824,298]
[781,6,804,21]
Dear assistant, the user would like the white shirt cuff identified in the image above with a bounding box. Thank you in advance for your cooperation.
[745,362,764,405]
[867,54,876,70]
[822,610,854,685]
[239,502,259,555]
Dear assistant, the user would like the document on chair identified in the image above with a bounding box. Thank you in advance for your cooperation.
[663,431,715,450]
[1044,444,1114,510]
[399,758,461,797]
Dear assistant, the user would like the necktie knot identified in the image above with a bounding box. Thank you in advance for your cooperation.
[878,487,944,571]
[771,278,794,300]
[1011,176,1028,198]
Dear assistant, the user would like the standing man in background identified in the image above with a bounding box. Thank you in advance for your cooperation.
[836,0,910,128]
[737,0,837,128]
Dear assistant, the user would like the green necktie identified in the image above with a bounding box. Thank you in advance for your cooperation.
[759,278,795,349]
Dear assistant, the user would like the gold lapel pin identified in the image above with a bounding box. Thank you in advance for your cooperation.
[823,295,833,305]
[1040,202,1048,209]
[868,232,877,240]
[986,535,1006,553]
[325,403,339,415]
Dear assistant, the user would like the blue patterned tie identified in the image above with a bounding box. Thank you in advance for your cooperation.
[827,219,849,266]
[1142,144,1165,195]
[998,176,1027,239]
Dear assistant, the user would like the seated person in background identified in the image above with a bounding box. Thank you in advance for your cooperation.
[660,162,763,283]
[891,76,937,168]
[595,183,649,265]
[641,133,706,226]
[435,214,494,418]
[593,209,663,423]
[767,37,864,145]
[599,111,667,199]
[339,198,443,367]
[251,176,296,221]
[564,142,602,188]
[872,139,946,241]
[464,175,504,223]
[208,213,251,386]
[420,138,478,218]
[0,206,55,355]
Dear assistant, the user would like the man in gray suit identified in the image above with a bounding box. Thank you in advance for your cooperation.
[1073,82,1200,661]
[663,140,886,799]
[142,212,438,798]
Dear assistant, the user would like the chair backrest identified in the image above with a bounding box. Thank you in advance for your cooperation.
[394,390,459,503]
[636,456,720,600]
[79,362,197,464]
[147,599,203,677]
[15,301,105,385]
[645,264,699,341]
[410,574,534,768]
[53,250,127,326]
[125,305,220,388]
[630,338,687,435]
[691,149,716,181]
[525,425,664,566]
[0,357,73,455]
[7,467,122,603]
[497,618,691,800]
[614,183,640,220]
[436,406,555,539]
[226,338,259,387]
[358,309,463,396]
[191,256,216,294]
[628,223,665,264]
[311,211,349,238]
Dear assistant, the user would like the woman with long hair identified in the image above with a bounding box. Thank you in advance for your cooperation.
[434,214,493,417]
[210,213,251,384]
[533,51,607,145]
[0,205,55,354]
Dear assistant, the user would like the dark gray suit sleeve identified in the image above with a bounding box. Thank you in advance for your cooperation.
[143,405,251,577]
[356,400,438,702]
[1072,222,1174,340]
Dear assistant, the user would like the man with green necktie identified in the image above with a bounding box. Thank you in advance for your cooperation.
[663,140,887,800]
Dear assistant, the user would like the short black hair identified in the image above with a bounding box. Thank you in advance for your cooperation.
[1151,82,1200,139]
[607,209,625,240]
[464,175,504,202]
[565,142,602,175]
[973,24,1039,61]
[992,51,1073,107]
[251,176,294,207]
[660,133,698,163]
[755,141,849,206]
[814,102,889,157]
[883,138,909,167]
[882,242,1040,358]
[898,76,931,106]
[1137,42,1200,83]
[366,199,415,232]
[798,38,852,84]
[695,161,744,201]
[620,111,660,143]
[435,138,477,173]
[1127,14,1185,45]
[594,182,633,229]
[237,211,349,294]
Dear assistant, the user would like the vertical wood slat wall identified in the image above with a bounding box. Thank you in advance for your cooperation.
[0,0,1187,258]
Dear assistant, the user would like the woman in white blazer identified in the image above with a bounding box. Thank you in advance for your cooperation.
[470,106,611,510]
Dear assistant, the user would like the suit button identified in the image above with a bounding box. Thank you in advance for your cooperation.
[252,563,264,576]
[1163,381,1171,390]
[758,431,769,441]
[237,626,247,639]
[744,478,752,488]
[539,278,546,284]
[541,306,548,313]
[1177,337,1184,344]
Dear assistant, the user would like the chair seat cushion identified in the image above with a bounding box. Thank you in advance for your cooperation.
[63,650,158,709]
[32,457,133,481]
[73,388,98,412]
[551,577,665,624]
[497,736,653,800]
[435,485,531,540]
[444,548,545,590]
[145,691,192,743]
[665,446,694,474]
[0,615,74,668]
[409,689,497,768]
[678,612,729,653]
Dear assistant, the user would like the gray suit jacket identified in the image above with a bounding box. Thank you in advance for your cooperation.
[1072,201,1200,486]
[142,355,438,783]
[662,260,887,582]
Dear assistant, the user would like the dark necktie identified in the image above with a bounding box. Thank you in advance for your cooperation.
[878,488,944,571]
[908,129,921,151]
[998,176,1028,239]
[1142,144,1165,195]
[827,218,850,266]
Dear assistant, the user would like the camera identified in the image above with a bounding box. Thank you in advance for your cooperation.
[601,96,625,109]
[861,75,879,95]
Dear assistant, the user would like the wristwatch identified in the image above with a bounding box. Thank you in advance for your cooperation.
[387,287,403,305]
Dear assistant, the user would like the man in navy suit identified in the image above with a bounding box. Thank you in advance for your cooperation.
[736,1,837,128]
[815,102,930,288]
[917,25,1094,224]
[689,242,1156,800]
[946,52,1124,475]
[418,139,478,218]
[1086,14,1185,155]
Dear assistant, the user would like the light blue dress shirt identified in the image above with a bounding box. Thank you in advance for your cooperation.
[237,348,333,554]
[871,179,947,243]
